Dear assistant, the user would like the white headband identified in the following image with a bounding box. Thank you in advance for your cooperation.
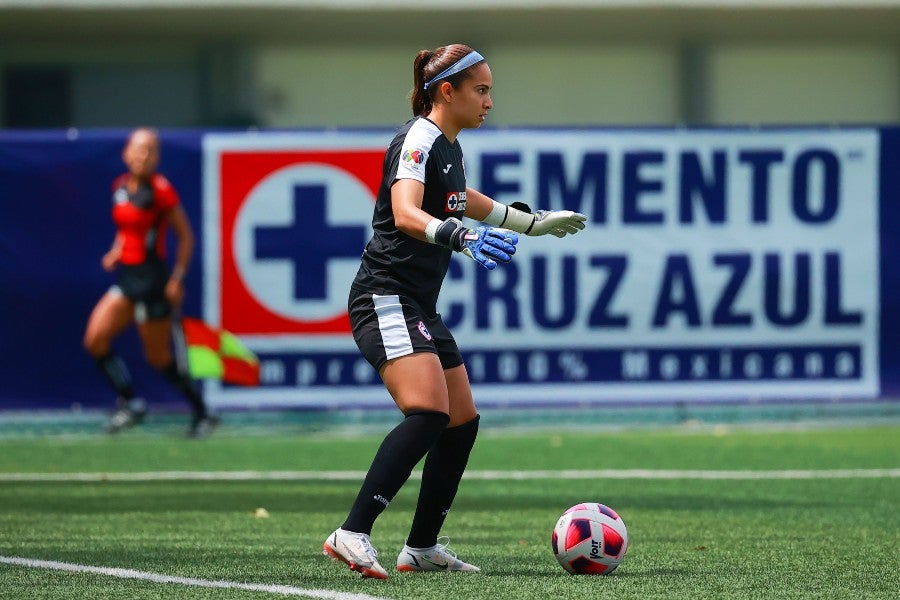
[423,51,485,90]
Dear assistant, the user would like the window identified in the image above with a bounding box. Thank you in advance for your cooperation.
[2,66,72,128]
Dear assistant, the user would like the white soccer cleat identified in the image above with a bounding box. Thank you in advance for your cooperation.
[323,528,388,579]
[104,397,147,434]
[396,537,480,573]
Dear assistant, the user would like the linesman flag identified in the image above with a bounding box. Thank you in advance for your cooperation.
[178,317,260,386]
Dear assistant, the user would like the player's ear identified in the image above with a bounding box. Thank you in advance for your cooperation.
[439,81,454,102]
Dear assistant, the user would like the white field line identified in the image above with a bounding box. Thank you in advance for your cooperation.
[1,468,898,482]
[0,556,388,600]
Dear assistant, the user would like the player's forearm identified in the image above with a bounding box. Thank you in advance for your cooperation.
[476,197,588,238]
[394,206,435,242]
[391,179,432,241]
[464,189,535,232]
[463,187,495,221]
[171,237,193,281]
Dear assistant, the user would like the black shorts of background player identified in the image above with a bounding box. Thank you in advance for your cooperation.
[322,43,587,578]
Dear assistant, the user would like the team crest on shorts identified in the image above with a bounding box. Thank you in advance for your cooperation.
[417,321,432,341]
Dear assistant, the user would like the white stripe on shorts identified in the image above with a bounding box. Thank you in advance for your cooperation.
[373,294,413,361]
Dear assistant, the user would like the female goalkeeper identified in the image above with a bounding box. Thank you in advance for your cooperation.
[323,43,587,579]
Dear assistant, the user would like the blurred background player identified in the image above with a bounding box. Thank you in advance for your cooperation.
[322,43,586,578]
[82,127,217,438]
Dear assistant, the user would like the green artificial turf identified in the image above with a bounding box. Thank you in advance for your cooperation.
[0,425,897,599]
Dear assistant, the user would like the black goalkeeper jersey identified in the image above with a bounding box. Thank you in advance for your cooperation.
[351,117,468,312]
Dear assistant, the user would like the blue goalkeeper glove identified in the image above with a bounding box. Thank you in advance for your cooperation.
[428,217,518,270]
[459,226,519,270]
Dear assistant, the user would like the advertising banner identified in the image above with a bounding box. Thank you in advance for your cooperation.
[202,128,881,408]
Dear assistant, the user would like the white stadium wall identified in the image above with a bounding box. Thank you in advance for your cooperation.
[706,44,900,125]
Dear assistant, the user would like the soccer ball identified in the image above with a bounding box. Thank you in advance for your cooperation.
[551,502,628,575]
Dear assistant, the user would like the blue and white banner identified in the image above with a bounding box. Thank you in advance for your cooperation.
[201,129,880,407]
[0,127,891,410]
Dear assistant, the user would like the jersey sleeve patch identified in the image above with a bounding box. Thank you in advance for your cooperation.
[396,145,428,182]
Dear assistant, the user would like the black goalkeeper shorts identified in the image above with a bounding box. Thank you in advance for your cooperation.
[348,288,463,373]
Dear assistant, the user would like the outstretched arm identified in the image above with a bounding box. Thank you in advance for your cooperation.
[392,179,518,270]
[465,187,587,238]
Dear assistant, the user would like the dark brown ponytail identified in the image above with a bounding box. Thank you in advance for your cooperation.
[411,50,435,117]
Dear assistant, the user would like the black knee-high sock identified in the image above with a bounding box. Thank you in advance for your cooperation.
[95,352,136,400]
[161,362,207,419]
[406,414,480,548]
[342,410,449,535]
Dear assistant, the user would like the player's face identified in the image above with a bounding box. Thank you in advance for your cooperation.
[456,63,493,129]
[123,130,160,178]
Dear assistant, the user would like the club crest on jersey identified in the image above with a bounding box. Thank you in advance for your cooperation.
[403,149,424,164]
[113,187,129,205]
[417,321,432,341]
[445,190,467,213]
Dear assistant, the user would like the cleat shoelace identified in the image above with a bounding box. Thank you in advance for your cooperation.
[356,535,379,561]
[433,536,456,561]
